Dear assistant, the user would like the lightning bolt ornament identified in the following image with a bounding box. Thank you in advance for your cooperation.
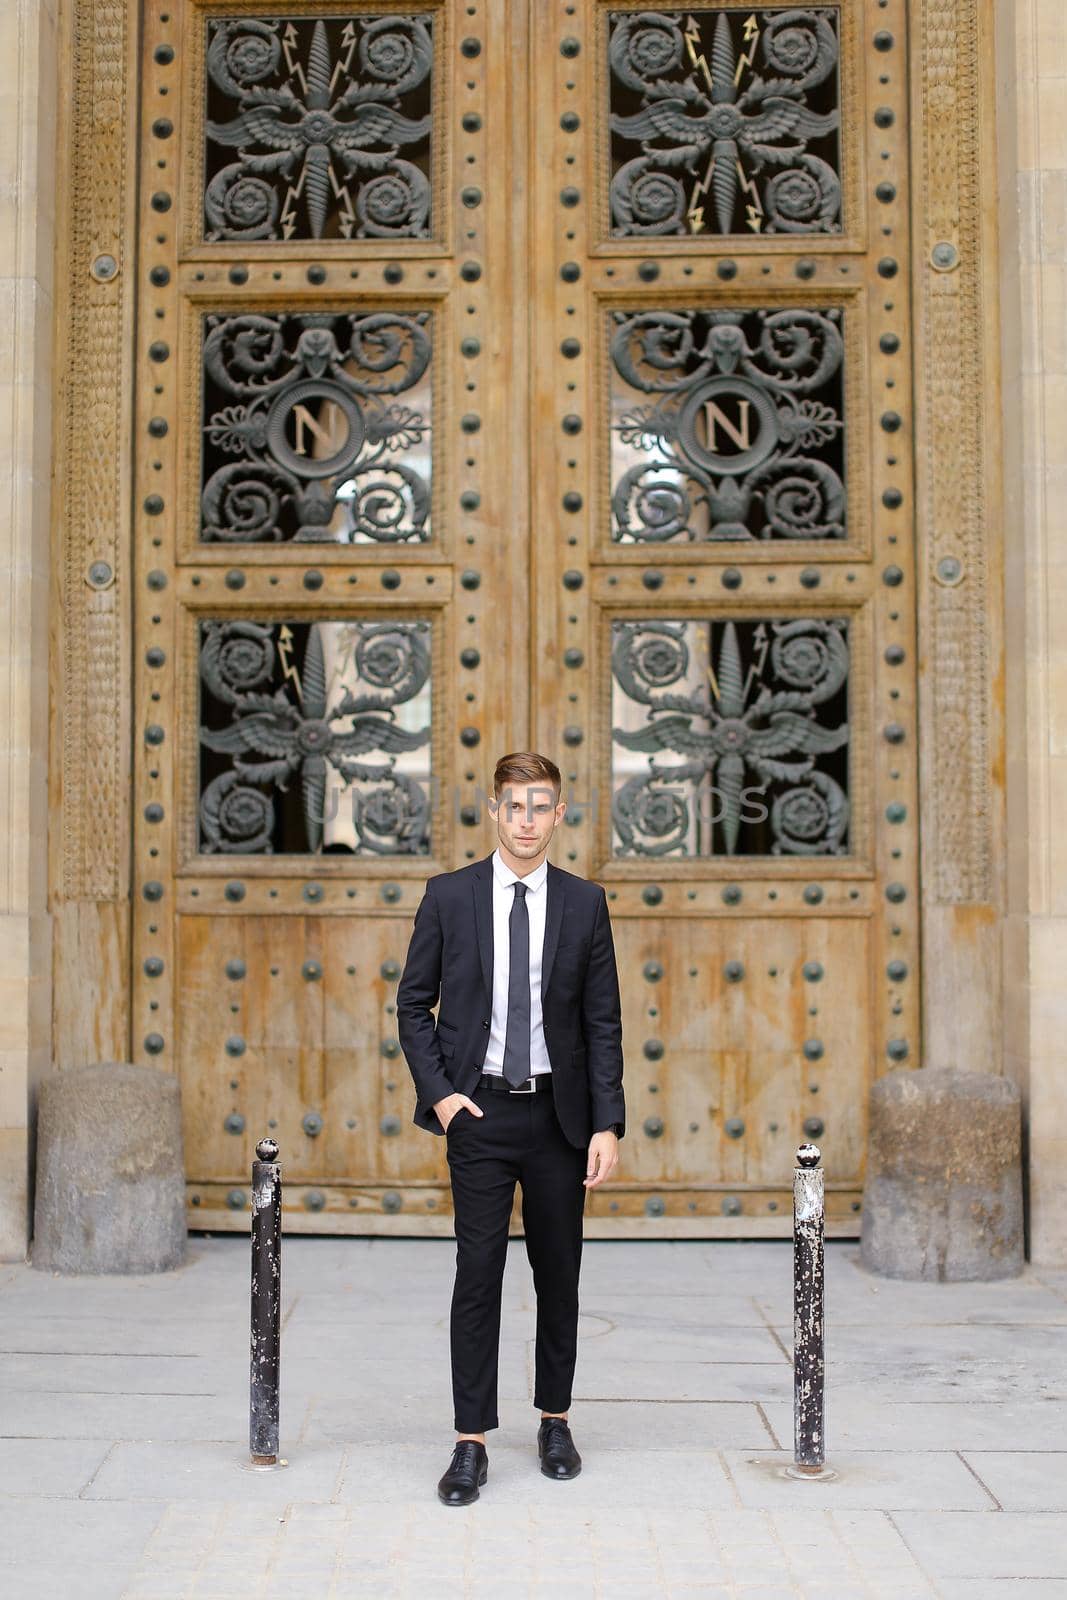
[278,625,303,704]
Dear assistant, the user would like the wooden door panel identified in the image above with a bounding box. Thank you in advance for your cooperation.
[611,916,870,1195]
[530,0,918,1233]
[132,0,532,1231]
[177,909,450,1221]
[131,0,917,1235]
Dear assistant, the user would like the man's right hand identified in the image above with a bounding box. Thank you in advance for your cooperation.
[434,1091,484,1131]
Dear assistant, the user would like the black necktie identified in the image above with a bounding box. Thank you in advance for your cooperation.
[502,881,531,1086]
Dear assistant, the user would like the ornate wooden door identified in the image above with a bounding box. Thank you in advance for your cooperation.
[529,1,918,1235]
[131,0,918,1236]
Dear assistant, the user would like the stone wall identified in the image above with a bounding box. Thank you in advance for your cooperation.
[999,0,1067,1263]
[0,0,1064,1260]
[0,0,57,1258]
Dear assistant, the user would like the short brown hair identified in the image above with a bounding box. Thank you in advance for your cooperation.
[492,751,562,804]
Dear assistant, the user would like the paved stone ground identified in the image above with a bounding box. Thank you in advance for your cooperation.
[1,1237,1066,1599]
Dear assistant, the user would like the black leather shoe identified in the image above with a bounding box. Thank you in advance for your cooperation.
[537,1415,582,1479]
[437,1438,488,1506]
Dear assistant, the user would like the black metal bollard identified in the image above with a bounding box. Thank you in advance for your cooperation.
[792,1142,826,1474]
[249,1137,282,1467]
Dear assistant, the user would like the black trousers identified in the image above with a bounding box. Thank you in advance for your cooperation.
[445,1075,588,1433]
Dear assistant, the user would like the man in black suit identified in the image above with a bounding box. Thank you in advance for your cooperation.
[397,751,625,1506]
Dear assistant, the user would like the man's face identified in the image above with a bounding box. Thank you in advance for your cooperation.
[489,780,565,857]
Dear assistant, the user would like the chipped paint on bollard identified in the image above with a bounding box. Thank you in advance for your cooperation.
[249,1136,284,1468]
[790,1143,833,1478]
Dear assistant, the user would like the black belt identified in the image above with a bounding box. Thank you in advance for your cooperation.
[478,1071,552,1095]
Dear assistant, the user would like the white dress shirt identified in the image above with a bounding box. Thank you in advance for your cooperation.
[482,846,552,1077]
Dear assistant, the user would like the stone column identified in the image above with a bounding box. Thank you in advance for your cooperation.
[0,0,57,1258]
[998,0,1067,1263]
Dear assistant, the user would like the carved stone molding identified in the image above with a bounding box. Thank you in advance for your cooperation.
[50,0,135,905]
[913,0,1002,908]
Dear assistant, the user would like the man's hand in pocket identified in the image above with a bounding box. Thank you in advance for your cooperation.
[434,1092,483,1131]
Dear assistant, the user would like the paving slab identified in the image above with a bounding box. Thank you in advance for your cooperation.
[339,1440,738,1508]
[752,1255,1067,1328]
[0,1312,244,1357]
[934,1584,1067,1599]
[5,1567,132,1600]
[892,1511,1067,1581]
[0,1351,247,1396]
[1031,1268,1067,1299]
[82,1439,347,1504]
[764,1398,1067,1453]
[773,1321,1067,1361]
[723,1448,996,1510]
[573,1359,796,1403]
[0,1497,164,1569]
[303,1394,774,1450]
[280,1320,531,1363]
[1,1239,1065,1599]
[808,1359,1067,1404]
[582,1322,787,1362]
[577,1292,772,1328]
[0,1388,248,1442]
[959,1452,1067,1511]
[0,1436,112,1496]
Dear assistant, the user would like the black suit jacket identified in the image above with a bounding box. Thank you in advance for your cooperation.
[396,852,625,1148]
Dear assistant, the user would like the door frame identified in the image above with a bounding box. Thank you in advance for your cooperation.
[46,0,1006,1231]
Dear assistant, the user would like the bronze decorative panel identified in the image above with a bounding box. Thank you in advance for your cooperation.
[609,306,846,544]
[198,618,432,854]
[607,7,842,238]
[199,308,433,544]
[203,14,434,242]
[611,617,849,857]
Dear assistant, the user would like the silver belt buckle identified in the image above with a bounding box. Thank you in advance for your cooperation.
[509,1076,537,1094]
